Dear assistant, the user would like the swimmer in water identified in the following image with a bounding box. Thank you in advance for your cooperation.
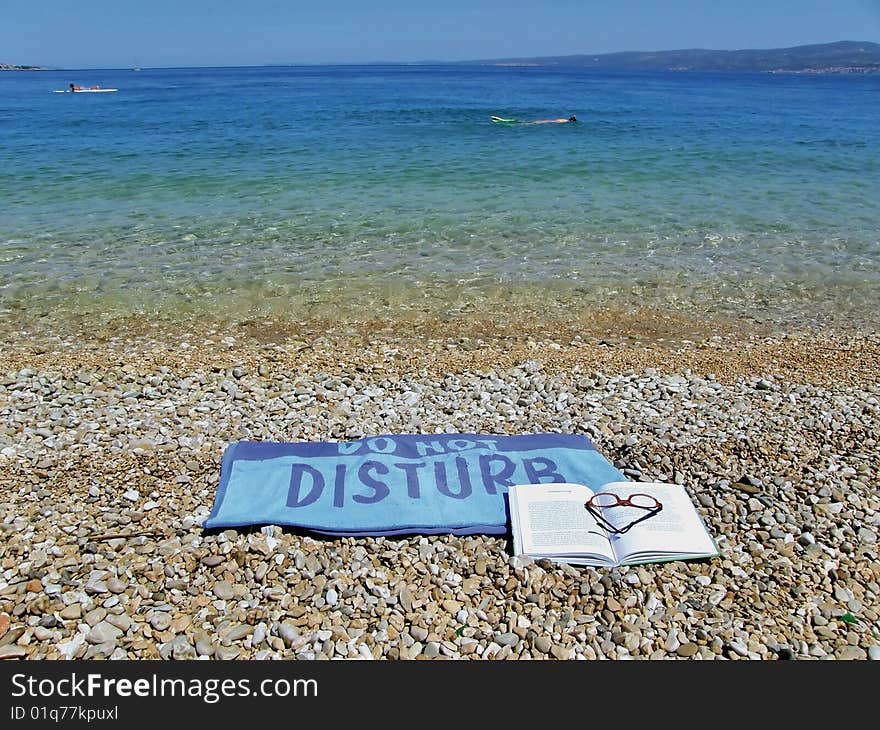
[491,114,577,124]
[526,115,577,124]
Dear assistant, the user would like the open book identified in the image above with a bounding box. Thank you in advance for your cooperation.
[508,481,719,567]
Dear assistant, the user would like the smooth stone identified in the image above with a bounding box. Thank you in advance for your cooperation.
[215,645,240,660]
[676,642,699,657]
[85,580,108,595]
[213,581,235,600]
[733,481,761,495]
[223,624,253,643]
[534,636,552,654]
[835,645,866,660]
[495,632,519,647]
[1,625,26,646]
[26,579,43,593]
[149,613,172,631]
[868,646,880,661]
[56,635,85,660]
[171,636,197,660]
[398,585,413,612]
[84,607,107,627]
[86,621,122,645]
[278,622,299,648]
[59,605,82,620]
[106,577,127,594]
[106,614,131,632]
[0,645,27,659]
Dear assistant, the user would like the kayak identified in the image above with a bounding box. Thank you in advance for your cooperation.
[491,115,517,124]
[53,89,118,93]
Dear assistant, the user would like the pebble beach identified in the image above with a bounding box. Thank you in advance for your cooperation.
[1,311,877,660]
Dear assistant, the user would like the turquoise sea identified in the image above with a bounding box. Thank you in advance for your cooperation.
[1,65,878,328]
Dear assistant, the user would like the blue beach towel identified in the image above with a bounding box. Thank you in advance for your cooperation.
[204,433,624,536]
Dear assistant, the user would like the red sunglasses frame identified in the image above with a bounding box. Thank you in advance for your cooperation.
[584,492,663,534]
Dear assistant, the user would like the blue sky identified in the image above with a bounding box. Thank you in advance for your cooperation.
[3,0,879,68]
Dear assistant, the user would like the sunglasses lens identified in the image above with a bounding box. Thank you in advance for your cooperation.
[590,493,619,508]
[629,494,659,509]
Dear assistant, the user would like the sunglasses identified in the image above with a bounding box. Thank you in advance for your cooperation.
[584,492,663,534]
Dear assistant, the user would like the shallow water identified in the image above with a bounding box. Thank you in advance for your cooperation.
[1,65,878,329]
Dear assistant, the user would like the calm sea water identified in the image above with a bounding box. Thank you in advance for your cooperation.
[1,65,878,328]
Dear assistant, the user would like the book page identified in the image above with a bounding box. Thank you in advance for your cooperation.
[598,482,718,561]
[510,483,615,563]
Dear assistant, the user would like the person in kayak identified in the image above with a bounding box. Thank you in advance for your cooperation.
[69,83,82,92]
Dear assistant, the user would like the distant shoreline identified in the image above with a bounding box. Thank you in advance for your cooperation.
[467,40,880,74]
[765,66,880,74]
[0,64,49,71]
[484,63,880,74]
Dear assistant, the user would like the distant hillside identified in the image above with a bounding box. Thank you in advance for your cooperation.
[469,41,880,73]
